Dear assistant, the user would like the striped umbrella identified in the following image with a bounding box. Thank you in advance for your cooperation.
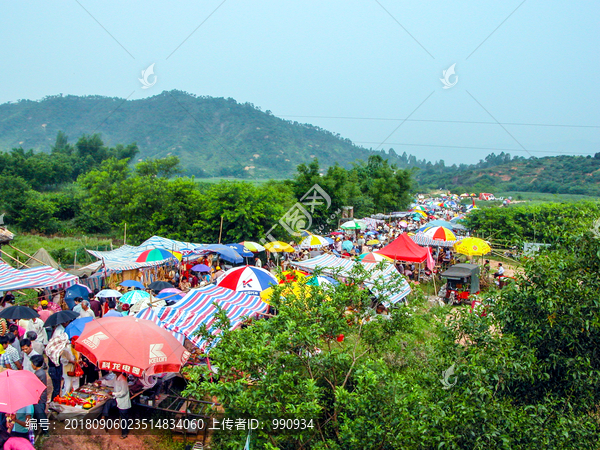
[264,241,295,253]
[240,241,265,252]
[422,226,456,242]
[357,252,393,264]
[119,290,151,305]
[299,234,332,249]
[136,249,178,262]
[217,266,278,295]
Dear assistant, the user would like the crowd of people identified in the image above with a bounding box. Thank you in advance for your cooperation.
[0,196,496,446]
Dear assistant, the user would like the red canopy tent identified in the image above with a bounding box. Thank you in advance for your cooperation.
[375,234,428,263]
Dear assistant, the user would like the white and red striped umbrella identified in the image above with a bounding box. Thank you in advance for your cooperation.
[217,265,278,295]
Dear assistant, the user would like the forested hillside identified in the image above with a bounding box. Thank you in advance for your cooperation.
[0,91,372,178]
[399,151,600,196]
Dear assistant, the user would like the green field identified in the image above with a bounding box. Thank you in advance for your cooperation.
[196,176,284,185]
[497,191,600,203]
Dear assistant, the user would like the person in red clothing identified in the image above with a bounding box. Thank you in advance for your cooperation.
[189,273,199,288]
[37,301,54,323]
[88,293,102,318]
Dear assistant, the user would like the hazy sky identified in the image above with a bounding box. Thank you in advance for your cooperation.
[1,0,598,164]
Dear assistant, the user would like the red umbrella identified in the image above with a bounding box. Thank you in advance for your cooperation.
[73,316,190,376]
[0,369,46,413]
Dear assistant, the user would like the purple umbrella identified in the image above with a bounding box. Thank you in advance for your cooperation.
[191,264,211,273]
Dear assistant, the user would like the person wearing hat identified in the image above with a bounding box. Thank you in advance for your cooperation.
[212,266,224,281]
[38,300,53,324]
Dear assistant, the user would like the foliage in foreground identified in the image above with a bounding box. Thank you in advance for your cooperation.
[183,250,600,449]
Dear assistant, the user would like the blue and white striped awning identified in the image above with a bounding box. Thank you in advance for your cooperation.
[136,285,269,351]
[291,254,411,304]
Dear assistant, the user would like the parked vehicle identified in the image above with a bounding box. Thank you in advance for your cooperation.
[438,263,480,305]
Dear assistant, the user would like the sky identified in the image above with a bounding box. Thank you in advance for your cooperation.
[0,0,598,165]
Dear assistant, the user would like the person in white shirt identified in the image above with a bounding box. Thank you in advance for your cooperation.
[254,257,262,268]
[79,300,96,319]
[26,318,48,346]
[26,331,45,355]
[20,338,40,373]
[73,297,84,315]
[100,372,131,439]
[494,263,505,278]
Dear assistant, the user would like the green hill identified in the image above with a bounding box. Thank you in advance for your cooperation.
[0,91,374,178]
[412,153,600,196]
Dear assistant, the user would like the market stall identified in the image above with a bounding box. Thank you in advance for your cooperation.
[48,383,113,420]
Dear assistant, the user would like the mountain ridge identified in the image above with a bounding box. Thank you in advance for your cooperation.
[0,91,375,178]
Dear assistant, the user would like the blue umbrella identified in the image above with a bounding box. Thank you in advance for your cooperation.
[423,219,456,230]
[65,317,93,338]
[225,243,254,258]
[119,280,145,289]
[157,292,183,304]
[65,284,90,300]
[201,244,243,264]
[341,240,354,251]
[64,284,91,309]
[191,264,211,273]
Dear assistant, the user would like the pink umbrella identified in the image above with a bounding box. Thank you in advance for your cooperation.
[0,370,46,413]
[159,288,184,295]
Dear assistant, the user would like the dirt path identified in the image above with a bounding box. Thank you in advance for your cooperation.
[37,424,197,450]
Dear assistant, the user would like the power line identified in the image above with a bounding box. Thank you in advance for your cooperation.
[277,115,600,129]
[354,141,595,156]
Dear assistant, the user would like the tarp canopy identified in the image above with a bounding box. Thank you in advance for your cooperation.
[135,285,268,351]
[83,236,210,274]
[25,247,60,269]
[0,261,78,291]
[376,234,429,263]
[291,253,411,304]
[411,233,455,248]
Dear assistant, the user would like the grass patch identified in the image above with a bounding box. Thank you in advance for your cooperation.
[2,234,115,268]
[497,191,600,203]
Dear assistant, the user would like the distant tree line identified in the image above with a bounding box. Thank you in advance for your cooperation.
[0,133,413,242]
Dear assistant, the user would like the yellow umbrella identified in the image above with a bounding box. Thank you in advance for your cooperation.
[261,282,307,304]
[453,237,491,256]
[277,270,309,284]
[261,282,330,305]
[264,241,295,253]
[366,239,380,246]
